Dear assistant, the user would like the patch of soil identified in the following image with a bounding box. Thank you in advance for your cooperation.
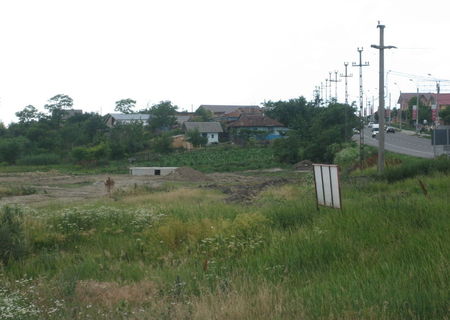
[293,160,313,171]
[166,167,212,182]
[75,280,157,307]
[0,168,299,206]
[203,177,289,203]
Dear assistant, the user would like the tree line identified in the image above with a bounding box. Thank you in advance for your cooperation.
[0,94,359,166]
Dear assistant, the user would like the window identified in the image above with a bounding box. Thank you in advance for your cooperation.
[211,134,215,138]
[154,169,161,176]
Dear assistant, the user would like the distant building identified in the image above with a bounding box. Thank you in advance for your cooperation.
[174,112,194,126]
[227,114,288,140]
[61,109,83,120]
[183,121,223,144]
[197,105,260,117]
[105,113,151,128]
[397,93,450,111]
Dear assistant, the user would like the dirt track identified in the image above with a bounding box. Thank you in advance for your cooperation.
[0,168,304,206]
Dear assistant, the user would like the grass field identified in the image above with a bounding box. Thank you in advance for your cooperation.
[0,162,448,319]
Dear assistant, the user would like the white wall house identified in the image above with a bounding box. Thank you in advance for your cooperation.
[183,122,223,144]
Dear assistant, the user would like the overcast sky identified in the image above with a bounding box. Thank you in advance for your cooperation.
[1,0,449,125]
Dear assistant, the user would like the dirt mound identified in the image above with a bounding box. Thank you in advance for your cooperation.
[166,167,211,182]
[293,160,313,171]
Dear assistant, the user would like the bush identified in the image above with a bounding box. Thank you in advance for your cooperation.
[334,145,359,169]
[16,153,60,165]
[382,157,450,183]
[0,206,28,265]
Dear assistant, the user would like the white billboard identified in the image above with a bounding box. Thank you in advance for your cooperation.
[313,164,342,209]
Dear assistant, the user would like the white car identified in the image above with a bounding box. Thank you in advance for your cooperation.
[371,127,379,138]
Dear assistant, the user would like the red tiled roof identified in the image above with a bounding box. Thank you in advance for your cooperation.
[228,115,284,128]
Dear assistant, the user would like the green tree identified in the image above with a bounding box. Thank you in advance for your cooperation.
[44,94,74,125]
[15,105,43,123]
[151,134,173,153]
[193,107,213,122]
[439,107,450,125]
[0,137,30,164]
[407,97,431,125]
[114,98,136,114]
[148,101,178,132]
[44,94,73,113]
[187,128,208,147]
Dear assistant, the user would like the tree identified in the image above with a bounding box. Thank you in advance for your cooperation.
[407,97,431,125]
[151,134,173,153]
[44,94,74,124]
[193,107,213,122]
[44,94,73,113]
[114,98,136,114]
[15,105,43,123]
[264,97,316,141]
[271,99,359,164]
[186,128,208,147]
[148,101,178,132]
[439,107,450,125]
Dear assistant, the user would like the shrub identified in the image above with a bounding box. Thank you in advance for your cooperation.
[382,156,450,183]
[17,153,60,165]
[0,206,28,265]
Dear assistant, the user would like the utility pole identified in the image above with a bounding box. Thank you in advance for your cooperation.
[325,79,329,104]
[330,71,340,101]
[371,22,396,174]
[340,62,353,105]
[329,72,333,102]
[352,48,369,170]
[436,82,440,126]
[320,82,324,106]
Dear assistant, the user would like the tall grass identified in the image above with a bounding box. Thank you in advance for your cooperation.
[0,172,448,319]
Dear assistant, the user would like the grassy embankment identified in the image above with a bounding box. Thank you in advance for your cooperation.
[0,156,449,319]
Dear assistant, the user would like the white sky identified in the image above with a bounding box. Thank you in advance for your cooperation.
[1,0,449,125]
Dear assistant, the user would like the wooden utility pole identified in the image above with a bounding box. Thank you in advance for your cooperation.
[371,22,396,174]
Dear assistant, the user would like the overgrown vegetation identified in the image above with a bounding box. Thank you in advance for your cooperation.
[0,159,448,319]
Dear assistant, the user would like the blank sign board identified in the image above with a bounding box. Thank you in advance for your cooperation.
[313,164,341,209]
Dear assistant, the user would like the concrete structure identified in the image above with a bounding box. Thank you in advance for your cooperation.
[130,167,178,176]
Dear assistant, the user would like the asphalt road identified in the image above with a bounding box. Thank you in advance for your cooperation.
[358,127,435,158]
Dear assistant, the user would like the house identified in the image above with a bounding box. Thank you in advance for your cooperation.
[397,93,450,123]
[61,109,83,120]
[105,113,151,128]
[174,112,194,127]
[227,114,288,140]
[215,107,263,122]
[183,122,223,144]
[197,105,261,118]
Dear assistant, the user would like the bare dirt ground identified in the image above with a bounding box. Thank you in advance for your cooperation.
[0,167,306,206]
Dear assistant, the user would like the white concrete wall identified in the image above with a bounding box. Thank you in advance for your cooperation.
[207,132,219,144]
[129,167,178,176]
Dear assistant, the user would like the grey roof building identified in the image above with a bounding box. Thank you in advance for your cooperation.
[197,105,260,116]
[105,113,151,127]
